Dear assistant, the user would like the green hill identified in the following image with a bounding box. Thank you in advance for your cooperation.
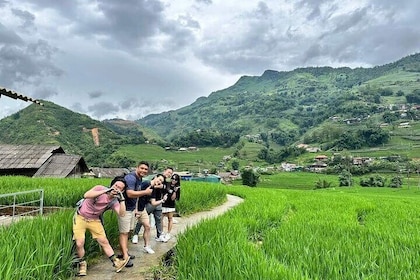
[139,53,420,149]
[1,53,420,170]
[0,101,149,167]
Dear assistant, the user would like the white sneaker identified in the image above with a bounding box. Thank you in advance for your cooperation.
[155,235,166,242]
[143,246,155,254]
[163,233,171,242]
[131,235,138,244]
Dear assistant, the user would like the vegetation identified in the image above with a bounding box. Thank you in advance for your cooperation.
[2,172,420,279]
[1,53,420,171]
[0,177,227,280]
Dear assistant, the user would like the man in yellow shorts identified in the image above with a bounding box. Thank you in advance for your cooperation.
[73,176,130,276]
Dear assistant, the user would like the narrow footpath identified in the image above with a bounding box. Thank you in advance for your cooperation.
[75,194,243,280]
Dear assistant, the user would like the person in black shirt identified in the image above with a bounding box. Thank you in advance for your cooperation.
[132,174,165,254]
[161,173,181,242]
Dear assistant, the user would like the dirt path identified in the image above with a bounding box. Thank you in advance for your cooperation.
[75,194,243,280]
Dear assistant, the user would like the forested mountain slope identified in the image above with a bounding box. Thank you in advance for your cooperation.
[139,53,420,147]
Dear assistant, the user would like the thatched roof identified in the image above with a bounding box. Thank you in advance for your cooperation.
[0,144,89,178]
[33,154,89,178]
[0,145,64,169]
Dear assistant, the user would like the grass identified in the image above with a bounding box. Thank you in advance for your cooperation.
[173,185,420,279]
[2,173,420,279]
[115,144,235,172]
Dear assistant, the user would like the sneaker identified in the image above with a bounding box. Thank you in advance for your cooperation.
[113,258,130,272]
[143,246,155,254]
[131,234,139,244]
[117,254,135,260]
[163,233,171,242]
[155,235,166,242]
[78,260,87,276]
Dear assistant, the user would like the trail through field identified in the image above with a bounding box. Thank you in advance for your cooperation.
[74,194,243,280]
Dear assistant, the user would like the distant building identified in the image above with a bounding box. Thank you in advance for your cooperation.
[0,144,89,178]
[90,167,131,178]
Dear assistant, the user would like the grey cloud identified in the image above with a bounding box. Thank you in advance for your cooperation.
[0,39,63,88]
[255,1,270,17]
[88,91,104,99]
[195,0,212,4]
[88,101,120,119]
[18,0,78,18]
[70,102,86,114]
[76,0,166,48]
[0,23,23,44]
[33,87,58,99]
[11,8,36,31]
[119,98,141,110]
[330,7,369,34]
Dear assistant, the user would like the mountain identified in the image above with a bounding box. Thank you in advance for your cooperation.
[138,53,420,147]
[0,53,419,168]
[0,101,149,167]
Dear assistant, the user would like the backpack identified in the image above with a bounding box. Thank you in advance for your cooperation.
[76,194,118,225]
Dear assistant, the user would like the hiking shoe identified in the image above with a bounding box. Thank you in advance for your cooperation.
[125,258,134,268]
[117,254,135,260]
[155,235,166,242]
[113,258,130,272]
[143,246,155,254]
[78,260,87,276]
[131,234,139,244]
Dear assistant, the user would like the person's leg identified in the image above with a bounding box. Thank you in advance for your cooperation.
[118,211,133,261]
[73,214,88,276]
[142,221,151,247]
[154,209,163,238]
[92,224,130,273]
[132,218,142,244]
[167,212,174,234]
[96,236,115,257]
[130,210,153,254]
[133,220,142,235]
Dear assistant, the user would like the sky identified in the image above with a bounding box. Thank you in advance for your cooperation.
[0,0,419,121]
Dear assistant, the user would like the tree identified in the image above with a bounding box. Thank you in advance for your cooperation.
[389,176,403,188]
[314,179,332,189]
[241,168,260,187]
[231,160,240,171]
[338,171,353,187]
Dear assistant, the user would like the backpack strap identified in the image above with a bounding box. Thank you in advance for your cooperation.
[99,197,119,225]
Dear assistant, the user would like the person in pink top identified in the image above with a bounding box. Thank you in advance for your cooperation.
[72,176,130,276]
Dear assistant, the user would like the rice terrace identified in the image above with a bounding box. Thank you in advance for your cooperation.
[1,173,420,279]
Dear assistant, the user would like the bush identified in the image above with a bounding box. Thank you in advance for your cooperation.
[314,179,332,189]
[241,168,260,187]
[389,176,403,188]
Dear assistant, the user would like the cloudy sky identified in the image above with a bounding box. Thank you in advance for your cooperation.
[0,0,419,121]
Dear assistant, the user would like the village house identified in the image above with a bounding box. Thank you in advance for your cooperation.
[0,144,89,178]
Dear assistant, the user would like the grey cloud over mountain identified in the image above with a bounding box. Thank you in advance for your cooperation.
[0,0,419,120]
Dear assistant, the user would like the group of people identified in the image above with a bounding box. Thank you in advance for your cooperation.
[72,162,181,276]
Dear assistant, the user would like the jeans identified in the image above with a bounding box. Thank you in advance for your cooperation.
[153,208,163,238]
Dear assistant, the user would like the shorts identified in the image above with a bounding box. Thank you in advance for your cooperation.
[118,210,136,233]
[162,207,176,214]
[73,213,106,240]
[135,209,150,224]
